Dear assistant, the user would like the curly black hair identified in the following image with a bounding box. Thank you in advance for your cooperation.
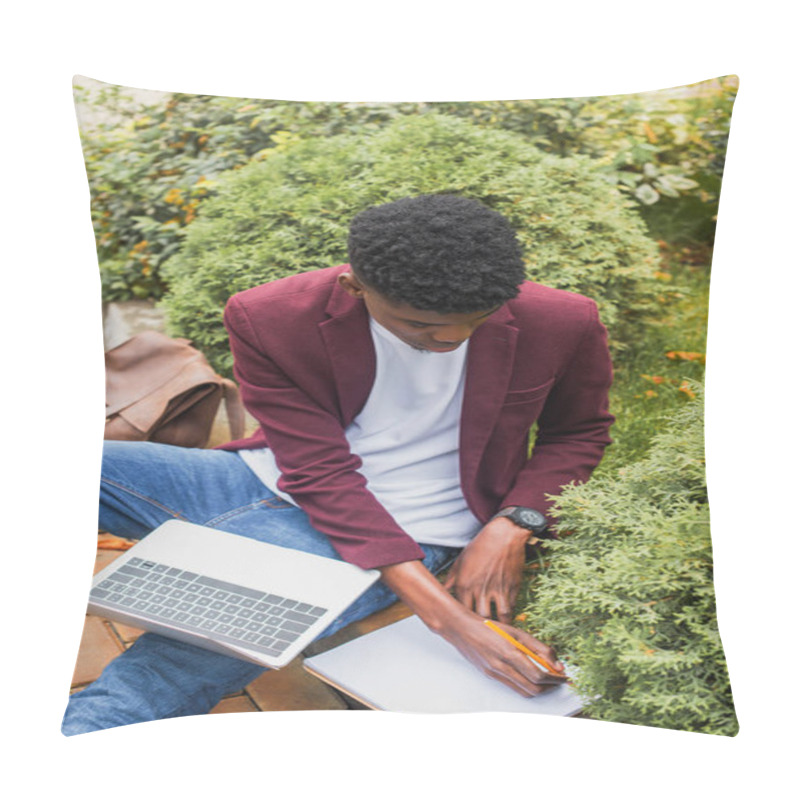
[347,194,525,312]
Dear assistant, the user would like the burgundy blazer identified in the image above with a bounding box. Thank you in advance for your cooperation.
[219,265,614,570]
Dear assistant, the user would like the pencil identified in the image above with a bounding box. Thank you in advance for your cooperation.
[484,619,563,677]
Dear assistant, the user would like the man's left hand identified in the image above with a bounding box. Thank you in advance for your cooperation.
[442,516,531,624]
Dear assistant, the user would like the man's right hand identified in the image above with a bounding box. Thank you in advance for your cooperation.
[435,605,566,696]
[380,560,566,696]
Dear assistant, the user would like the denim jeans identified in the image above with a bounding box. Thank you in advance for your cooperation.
[62,440,460,735]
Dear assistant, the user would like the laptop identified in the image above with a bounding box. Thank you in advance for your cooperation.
[88,519,380,668]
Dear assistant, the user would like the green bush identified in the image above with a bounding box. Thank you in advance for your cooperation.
[438,76,738,243]
[76,78,733,301]
[594,246,711,477]
[160,113,660,375]
[521,390,737,735]
[74,82,424,301]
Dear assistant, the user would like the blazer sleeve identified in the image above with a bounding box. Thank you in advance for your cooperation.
[501,301,614,522]
[224,295,426,571]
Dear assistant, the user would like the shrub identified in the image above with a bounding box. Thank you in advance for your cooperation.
[73,81,420,300]
[160,113,660,375]
[521,389,737,735]
[594,246,711,477]
[76,78,732,301]
[438,76,739,244]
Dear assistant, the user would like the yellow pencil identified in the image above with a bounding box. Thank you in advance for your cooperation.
[484,619,563,677]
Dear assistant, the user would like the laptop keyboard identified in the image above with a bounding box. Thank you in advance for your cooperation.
[89,556,329,659]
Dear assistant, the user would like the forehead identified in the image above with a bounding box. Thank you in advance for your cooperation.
[378,296,498,325]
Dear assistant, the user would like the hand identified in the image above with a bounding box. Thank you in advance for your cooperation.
[438,606,566,697]
[442,516,529,623]
[380,559,565,697]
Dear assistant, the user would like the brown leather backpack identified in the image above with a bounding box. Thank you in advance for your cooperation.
[104,331,245,448]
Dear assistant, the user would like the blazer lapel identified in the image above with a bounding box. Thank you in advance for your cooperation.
[318,284,376,425]
[460,306,519,498]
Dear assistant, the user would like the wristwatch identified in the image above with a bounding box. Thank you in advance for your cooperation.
[491,506,552,539]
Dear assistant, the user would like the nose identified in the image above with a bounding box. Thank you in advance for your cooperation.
[431,324,472,345]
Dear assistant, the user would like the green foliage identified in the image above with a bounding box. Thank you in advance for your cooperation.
[437,76,738,243]
[521,391,737,735]
[594,245,711,477]
[76,77,734,302]
[159,113,660,375]
[74,82,421,300]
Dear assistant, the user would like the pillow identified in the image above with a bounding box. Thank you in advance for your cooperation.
[64,75,739,736]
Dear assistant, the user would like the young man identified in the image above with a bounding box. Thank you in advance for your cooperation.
[62,194,613,734]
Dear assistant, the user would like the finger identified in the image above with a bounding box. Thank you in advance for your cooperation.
[490,652,561,695]
[508,648,568,689]
[510,630,565,676]
[474,591,493,620]
[452,586,476,613]
[488,623,566,681]
[493,593,513,624]
[479,627,566,691]
[475,651,545,697]
[485,669,543,698]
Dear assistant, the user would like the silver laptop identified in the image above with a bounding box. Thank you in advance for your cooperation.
[88,520,380,668]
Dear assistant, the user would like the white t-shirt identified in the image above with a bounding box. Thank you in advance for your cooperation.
[239,317,483,547]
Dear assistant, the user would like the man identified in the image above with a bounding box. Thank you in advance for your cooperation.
[62,194,613,734]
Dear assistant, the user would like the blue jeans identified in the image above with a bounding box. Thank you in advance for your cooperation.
[62,441,460,735]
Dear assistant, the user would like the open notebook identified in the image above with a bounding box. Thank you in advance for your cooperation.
[304,614,585,715]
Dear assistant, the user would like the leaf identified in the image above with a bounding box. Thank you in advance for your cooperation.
[634,183,660,205]
[659,174,699,192]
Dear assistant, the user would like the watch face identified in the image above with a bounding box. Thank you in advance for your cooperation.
[515,508,547,530]
[519,508,546,527]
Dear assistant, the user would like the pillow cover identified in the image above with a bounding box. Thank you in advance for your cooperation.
[64,75,739,736]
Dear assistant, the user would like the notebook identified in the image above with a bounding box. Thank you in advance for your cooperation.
[87,520,380,668]
[304,614,586,714]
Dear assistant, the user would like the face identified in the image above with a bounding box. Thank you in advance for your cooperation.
[338,272,499,353]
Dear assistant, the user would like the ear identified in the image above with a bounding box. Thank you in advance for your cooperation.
[337,271,366,298]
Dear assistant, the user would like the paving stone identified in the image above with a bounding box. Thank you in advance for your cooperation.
[245,658,348,712]
[71,615,125,687]
[93,548,123,575]
[210,694,259,714]
[108,619,145,644]
[352,601,413,636]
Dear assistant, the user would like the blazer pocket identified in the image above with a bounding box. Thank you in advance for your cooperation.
[502,379,555,407]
